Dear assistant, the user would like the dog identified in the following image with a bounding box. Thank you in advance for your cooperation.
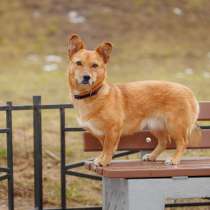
[67,34,202,166]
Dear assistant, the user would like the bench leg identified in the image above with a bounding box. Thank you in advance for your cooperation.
[103,177,128,210]
[103,177,164,210]
[128,180,165,210]
[103,177,210,210]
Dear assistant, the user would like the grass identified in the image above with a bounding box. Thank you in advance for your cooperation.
[1,0,210,209]
[0,148,6,159]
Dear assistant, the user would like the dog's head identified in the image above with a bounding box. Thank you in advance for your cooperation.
[67,34,112,93]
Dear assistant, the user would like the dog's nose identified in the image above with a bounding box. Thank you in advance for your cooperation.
[83,75,91,81]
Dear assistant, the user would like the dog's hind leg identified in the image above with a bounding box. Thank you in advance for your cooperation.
[143,131,168,161]
[165,132,188,165]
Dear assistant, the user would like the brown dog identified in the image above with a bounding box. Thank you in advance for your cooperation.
[67,34,201,166]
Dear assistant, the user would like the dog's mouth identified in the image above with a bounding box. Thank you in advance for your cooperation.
[79,77,95,86]
[81,79,91,85]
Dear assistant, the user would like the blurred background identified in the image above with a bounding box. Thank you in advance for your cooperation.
[1,0,210,209]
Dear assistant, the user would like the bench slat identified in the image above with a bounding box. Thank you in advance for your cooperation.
[198,102,210,120]
[84,129,210,151]
[85,159,210,178]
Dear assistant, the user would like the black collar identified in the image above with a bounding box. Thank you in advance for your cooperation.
[73,85,102,100]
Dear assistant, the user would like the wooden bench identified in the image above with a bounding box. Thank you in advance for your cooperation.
[84,102,210,210]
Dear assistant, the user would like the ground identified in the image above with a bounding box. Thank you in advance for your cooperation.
[1,0,210,209]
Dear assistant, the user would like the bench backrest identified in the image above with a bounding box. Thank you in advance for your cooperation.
[83,102,210,151]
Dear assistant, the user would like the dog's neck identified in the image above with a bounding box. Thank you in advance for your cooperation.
[73,84,103,100]
[72,82,109,101]
[72,82,111,120]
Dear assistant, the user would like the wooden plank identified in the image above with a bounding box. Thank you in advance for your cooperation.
[199,102,210,120]
[84,129,210,151]
[85,159,210,178]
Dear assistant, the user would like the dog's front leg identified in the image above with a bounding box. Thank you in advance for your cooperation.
[93,136,105,165]
[97,128,121,166]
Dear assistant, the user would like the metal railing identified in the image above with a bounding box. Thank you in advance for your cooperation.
[1,96,210,210]
[0,102,14,210]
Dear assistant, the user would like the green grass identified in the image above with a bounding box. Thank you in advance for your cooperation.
[0,148,6,159]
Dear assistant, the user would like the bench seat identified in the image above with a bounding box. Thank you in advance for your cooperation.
[85,158,210,178]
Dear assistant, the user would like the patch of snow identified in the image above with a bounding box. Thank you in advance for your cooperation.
[68,11,86,24]
[184,68,193,75]
[43,63,59,72]
[203,71,210,79]
[45,55,62,63]
[173,7,183,16]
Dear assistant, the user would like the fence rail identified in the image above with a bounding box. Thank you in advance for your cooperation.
[1,96,210,210]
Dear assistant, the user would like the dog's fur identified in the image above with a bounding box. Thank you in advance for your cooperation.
[67,34,202,166]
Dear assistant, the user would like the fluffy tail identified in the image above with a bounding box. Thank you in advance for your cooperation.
[188,124,202,146]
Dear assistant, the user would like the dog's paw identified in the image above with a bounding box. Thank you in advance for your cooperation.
[142,153,156,161]
[93,159,99,165]
[99,157,112,167]
[165,158,179,165]
[164,158,173,165]
[142,154,150,161]
[93,156,111,167]
[93,156,102,166]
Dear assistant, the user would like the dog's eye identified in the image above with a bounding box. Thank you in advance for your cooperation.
[92,63,98,68]
[76,61,82,66]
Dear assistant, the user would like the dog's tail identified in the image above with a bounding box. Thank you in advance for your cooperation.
[188,123,202,146]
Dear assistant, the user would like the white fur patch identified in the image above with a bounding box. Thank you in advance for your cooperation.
[142,153,151,161]
[165,158,173,165]
[140,117,165,131]
[77,118,104,136]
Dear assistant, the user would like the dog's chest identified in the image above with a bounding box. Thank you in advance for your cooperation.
[74,100,104,136]
[77,117,104,136]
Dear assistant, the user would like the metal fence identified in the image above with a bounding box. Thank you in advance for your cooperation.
[0,102,14,210]
[1,96,210,210]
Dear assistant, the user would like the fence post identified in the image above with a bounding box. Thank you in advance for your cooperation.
[33,96,43,210]
[6,102,14,210]
[60,108,66,209]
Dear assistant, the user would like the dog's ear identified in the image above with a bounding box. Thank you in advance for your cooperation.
[68,34,84,59]
[96,42,112,63]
